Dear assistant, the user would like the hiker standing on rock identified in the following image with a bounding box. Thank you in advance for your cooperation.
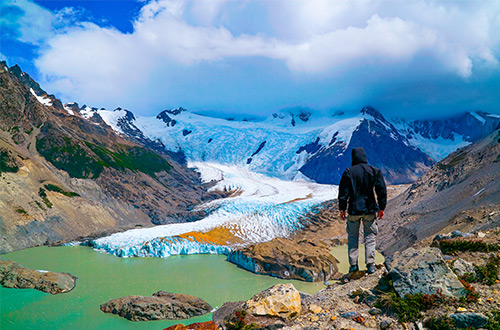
[338,147,387,274]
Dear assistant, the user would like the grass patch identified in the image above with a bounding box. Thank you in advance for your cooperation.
[375,291,452,323]
[36,135,104,179]
[38,188,53,208]
[15,208,27,214]
[85,142,172,177]
[225,310,258,330]
[36,124,171,179]
[424,316,457,330]
[437,239,499,255]
[44,184,80,197]
[424,311,500,330]
[461,256,500,286]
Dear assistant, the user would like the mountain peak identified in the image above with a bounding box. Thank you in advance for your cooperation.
[360,106,384,120]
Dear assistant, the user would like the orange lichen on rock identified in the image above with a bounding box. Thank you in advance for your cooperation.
[178,225,243,246]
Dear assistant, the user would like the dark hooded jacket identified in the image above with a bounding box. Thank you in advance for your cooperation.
[338,147,387,215]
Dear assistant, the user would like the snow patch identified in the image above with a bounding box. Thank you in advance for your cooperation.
[407,132,470,161]
[30,88,52,106]
[97,109,128,133]
[470,112,486,125]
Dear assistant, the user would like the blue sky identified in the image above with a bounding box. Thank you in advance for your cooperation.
[1,0,500,119]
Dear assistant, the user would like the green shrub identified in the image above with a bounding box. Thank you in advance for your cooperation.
[424,316,457,330]
[35,201,45,211]
[44,184,80,197]
[375,291,451,323]
[38,188,52,208]
[485,311,500,330]
[470,256,500,285]
[225,310,258,330]
[0,149,19,173]
[15,208,27,214]
[438,239,499,255]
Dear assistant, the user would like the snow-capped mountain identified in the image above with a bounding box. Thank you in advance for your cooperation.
[395,111,500,160]
[67,103,500,185]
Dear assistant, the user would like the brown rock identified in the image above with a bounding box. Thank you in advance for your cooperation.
[100,291,212,321]
[227,237,339,282]
[0,258,76,294]
[164,321,218,330]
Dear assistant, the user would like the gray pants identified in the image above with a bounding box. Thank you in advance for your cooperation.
[347,214,378,266]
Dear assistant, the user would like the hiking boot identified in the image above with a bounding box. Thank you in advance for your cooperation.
[366,263,377,274]
[349,265,359,273]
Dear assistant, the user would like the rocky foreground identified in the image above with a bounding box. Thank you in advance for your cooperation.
[165,230,500,330]
[0,258,76,294]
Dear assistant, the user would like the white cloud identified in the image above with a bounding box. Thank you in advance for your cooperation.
[10,0,499,110]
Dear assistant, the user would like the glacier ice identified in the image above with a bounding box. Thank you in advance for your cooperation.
[91,163,338,258]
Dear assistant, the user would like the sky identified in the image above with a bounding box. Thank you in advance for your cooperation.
[1,0,500,119]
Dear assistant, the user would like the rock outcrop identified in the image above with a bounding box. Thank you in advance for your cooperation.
[384,247,465,297]
[227,237,339,282]
[99,291,212,321]
[227,200,346,282]
[0,258,76,294]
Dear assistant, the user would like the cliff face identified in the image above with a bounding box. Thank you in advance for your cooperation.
[378,128,500,255]
[0,62,217,253]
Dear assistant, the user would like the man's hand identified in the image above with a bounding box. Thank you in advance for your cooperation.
[377,210,384,220]
[340,211,347,221]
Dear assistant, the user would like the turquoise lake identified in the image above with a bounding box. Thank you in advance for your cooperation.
[0,244,383,330]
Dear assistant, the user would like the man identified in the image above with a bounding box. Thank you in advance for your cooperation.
[338,147,387,274]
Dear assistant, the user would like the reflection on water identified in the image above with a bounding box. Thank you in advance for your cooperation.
[331,244,385,274]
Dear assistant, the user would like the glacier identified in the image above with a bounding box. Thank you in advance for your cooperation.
[91,162,338,258]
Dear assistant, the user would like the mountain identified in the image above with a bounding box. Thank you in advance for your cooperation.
[379,127,500,254]
[89,104,499,185]
[394,111,500,161]
[0,62,219,253]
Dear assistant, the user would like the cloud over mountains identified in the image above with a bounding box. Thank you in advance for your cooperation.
[2,0,500,117]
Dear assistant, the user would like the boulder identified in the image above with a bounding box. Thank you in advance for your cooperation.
[212,301,245,325]
[384,247,465,297]
[0,258,76,294]
[452,258,476,277]
[450,312,489,329]
[100,291,212,321]
[163,321,218,330]
[227,237,339,282]
[244,284,301,319]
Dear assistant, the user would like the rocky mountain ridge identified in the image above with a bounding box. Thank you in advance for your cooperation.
[0,62,219,253]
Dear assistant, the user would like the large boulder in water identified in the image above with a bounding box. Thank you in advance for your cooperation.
[0,258,76,294]
[227,237,339,282]
[385,247,465,297]
[100,291,212,321]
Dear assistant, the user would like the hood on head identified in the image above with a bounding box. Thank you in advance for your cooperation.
[351,147,368,165]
